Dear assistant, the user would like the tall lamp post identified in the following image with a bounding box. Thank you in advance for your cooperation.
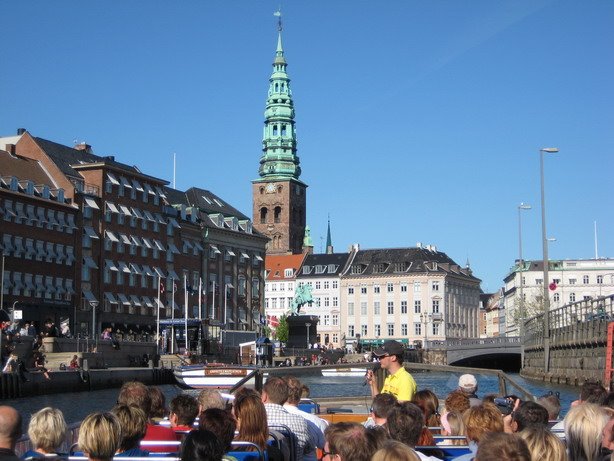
[517,203,531,341]
[420,313,430,352]
[306,322,311,349]
[223,283,234,328]
[90,300,99,350]
[540,147,559,374]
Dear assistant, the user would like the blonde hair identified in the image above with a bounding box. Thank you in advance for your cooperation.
[565,403,609,461]
[519,426,566,461]
[78,412,121,461]
[442,411,467,446]
[28,407,67,453]
[111,405,147,452]
[463,403,503,443]
[371,441,420,461]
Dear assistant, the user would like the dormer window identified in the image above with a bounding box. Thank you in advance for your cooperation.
[284,269,294,277]
[350,265,365,275]
[373,263,387,274]
[328,264,338,273]
[315,265,326,274]
[394,262,408,272]
[302,266,312,275]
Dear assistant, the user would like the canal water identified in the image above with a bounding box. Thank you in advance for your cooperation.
[9,371,580,425]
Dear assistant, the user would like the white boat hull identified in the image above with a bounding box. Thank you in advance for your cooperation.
[174,365,265,389]
[321,368,366,377]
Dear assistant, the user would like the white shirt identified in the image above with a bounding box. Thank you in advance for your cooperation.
[284,404,328,448]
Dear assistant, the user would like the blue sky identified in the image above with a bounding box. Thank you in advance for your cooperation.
[1,1,613,292]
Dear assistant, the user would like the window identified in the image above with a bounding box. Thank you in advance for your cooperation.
[432,323,440,335]
[569,278,577,285]
[361,286,367,294]
[432,281,439,291]
[324,297,330,307]
[401,301,407,314]
[324,281,330,289]
[374,324,381,336]
[414,300,421,313]
[332,314,339,326]
[387,301,394,315]
[348,286,354,295]
[333,281,338,289]
[401,283,407,292]
[374,285,380,294]
[284,268,293,277]
[274,206,281,223]
[432,299,440,313]
[361,302,367,315]
[333,297,338,307]
[387,283,394,293]
[583,275,590,284]
[569,293,576,302]
[401,323,408,335]
[315,281,321,290]
[348,325,355,337]
[597,275,604,284]
[348,302,354,315]
[536,278,543,285]
[361,325,368,336]
[374,301,380,315]
[414,282,421,292]
[324,315,330,325]
[387,323,394,336]
[373,263,386,274]
[553,293,560,302]
[415,323,422,335]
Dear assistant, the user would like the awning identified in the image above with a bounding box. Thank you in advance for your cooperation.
[106,173,120,185]
[105,259,119,271]
[104,292,118,304]
[26,207,38,221]
[118,261,131,273]
[210,245,221,254]
[144,183,156,196]
[130,236,141,247]
[106,202,120,214]
[84,197,100,210]
[167,270,179,281]
[83,226,99,239]
[153,267,165,278]
[154,213,166,224]
[155,298,164,309]
[130,295,142,306]
[65,280,76,295]
[66,215,77,229]
[83,290,97,303]
[144,210,156,222]
[193,242,204,252]
[241,252,250,259]
[119,234,131,245]
[131,207,144,219]
[105,230,119,242]
[24,277,35,290]
[155,186,167,198]
[183,240,194,251]
[54,281,65,294]
[141,265,153,276]
[130,263,142,275]
[168,243,180,254]
[119,205,132,216]
[120,176,132,189]
[117,293,131,305]
[142,296,154,308]
[168,218,180,228]
[83,256,98,269]
[227,249,236,257]
[255,255,264,261]
[131,179,144,192]
[154,240,165,251]
[141,238,153,249]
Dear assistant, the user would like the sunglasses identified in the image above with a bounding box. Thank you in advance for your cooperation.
[319,450,336,460]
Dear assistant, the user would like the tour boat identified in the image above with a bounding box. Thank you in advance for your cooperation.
[173,364,264,389]
[321,367,367,378]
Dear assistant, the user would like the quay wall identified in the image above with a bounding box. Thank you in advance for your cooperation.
[521,296,614,386]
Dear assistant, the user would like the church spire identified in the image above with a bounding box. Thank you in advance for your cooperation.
[256,10,302,182]
[326,215,334,254]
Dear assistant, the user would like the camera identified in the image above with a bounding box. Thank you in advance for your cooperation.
[494,397,514,415]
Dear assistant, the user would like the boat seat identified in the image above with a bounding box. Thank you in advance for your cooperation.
[227,441,266,461]
[298,399,320,415]
[417,445,472,461]
[268,425,297,461]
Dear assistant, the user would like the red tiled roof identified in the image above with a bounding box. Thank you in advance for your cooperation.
[265,253,306,280]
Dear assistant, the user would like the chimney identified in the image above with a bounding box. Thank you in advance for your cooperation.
[6,144,16,155]
[17,128,26,135]
[74,142,93,154]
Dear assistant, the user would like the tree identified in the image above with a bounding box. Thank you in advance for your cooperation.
[275,314,289,343]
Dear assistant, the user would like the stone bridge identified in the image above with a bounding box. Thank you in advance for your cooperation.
[427,336,521,366]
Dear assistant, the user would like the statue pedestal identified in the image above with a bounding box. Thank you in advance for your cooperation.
[286,315,319,349]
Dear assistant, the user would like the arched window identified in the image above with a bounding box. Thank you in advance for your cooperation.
[274,206,282,223]
[259,187,264,195]
[260,207,268,224]
[272,125,278,136]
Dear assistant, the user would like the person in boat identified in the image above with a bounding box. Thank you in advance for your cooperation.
[503,401,548,434]
[565,403,610,461]
[458,374,481,407]
[20,407,67,459]
[0,406,21,461]
[371,440,420,461]
[322,422,377,461]
[77,412,121,461]
[148,386,167,424]
[110,404,149,458]
[181,430,224,461]
[455,403,504,461]
[537,392,561,422]
[412,390,442,434]
[364,393,397,428]
[550,381,607,435]
[116,381,176,452]
[438,411,467,446]
[518,426,566,461]
[261,376,314,461]
[474,432,530,461]
[198,408,236,456]
[231,388,283,461]
[366,340,417,402]
[169,395,199,434]
[283,376,328,451]
[197,389,225,413]
[386,401,442,461]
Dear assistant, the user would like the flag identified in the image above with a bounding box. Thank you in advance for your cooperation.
[159,279,165,294]
[267,315,279,328]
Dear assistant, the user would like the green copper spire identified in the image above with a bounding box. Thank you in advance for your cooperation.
[256,14,302,182]
[326,216,333,254]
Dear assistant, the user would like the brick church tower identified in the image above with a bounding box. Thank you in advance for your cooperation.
[252,17,307,255]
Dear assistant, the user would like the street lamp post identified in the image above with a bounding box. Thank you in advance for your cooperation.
[540,147,559,374]
[421,313,430,352]
[90,300,99,350]
[224,283,234,328]
[517,203,531,344]
[306,322,311,349]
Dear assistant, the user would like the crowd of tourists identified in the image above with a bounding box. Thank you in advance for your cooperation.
[1,339,614,461]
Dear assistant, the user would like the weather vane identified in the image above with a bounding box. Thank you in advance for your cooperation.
[273,9,282,32]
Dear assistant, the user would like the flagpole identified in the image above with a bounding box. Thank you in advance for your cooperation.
[184,274,188,354]
[156,275,161,354]
[198,278,202,321]
[171,280,175,354]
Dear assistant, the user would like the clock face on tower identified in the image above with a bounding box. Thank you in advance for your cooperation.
[265,183,276,194]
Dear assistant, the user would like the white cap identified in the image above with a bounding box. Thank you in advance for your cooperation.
[458,374,477,391]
